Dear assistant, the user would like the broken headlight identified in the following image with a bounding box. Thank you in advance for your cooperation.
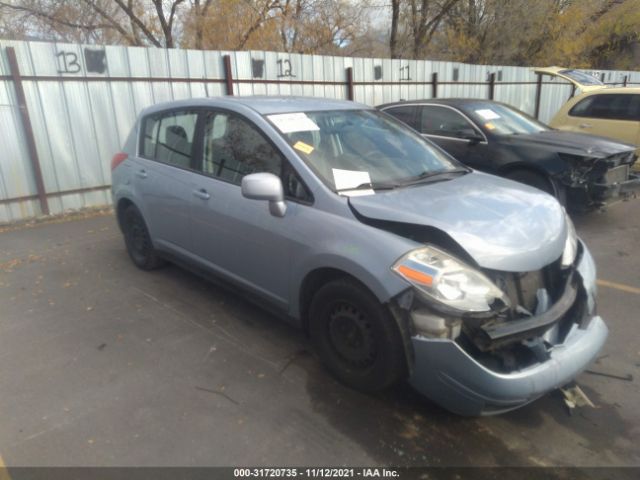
[392,245,510,313]
[561,212,578,268]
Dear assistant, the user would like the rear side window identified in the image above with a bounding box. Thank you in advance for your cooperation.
[141,110,199,168]
[383,105,418,129]
[569,94,640,121]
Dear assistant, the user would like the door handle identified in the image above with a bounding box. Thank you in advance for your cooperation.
[192,188,211,200]
[578,123,592,129]
[136,169,148,179]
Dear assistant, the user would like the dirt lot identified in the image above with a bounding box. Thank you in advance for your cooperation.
[0,200,639,468]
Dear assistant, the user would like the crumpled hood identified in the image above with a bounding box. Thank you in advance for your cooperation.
[505,130,635,157]
[349,171,567,272]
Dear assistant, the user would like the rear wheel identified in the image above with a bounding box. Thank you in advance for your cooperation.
[122,205,165,270]
[308,278,407,392]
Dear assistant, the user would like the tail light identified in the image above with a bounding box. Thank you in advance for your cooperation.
[111,152,128,171]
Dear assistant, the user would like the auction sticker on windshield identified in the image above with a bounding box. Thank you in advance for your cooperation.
[332,168,374,196]
[268,113,320,133]
[475,109,501,120]
[293,141,314,154]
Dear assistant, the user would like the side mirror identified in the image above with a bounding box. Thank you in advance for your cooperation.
[459,130,483,144]
[241,172,287,217]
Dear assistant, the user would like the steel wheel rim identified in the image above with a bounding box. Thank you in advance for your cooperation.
[127,214,149,258]
[327,302,377,369]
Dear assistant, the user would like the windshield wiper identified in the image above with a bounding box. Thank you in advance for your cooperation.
[401,168,470,186]
[336,181,400,192]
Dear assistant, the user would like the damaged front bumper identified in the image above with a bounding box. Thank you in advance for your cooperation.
[409,315,607,416]
[591,172,640,202]
[406,243,608,415]
[563,155,640,208]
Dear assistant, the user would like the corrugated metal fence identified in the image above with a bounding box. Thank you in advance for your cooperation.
[1,39,639,223]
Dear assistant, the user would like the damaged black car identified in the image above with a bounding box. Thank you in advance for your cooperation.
[378,99,640,211]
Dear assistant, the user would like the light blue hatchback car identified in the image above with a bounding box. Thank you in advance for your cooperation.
[111,96,607,415]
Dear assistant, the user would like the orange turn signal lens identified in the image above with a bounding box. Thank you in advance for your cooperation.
[396,264,433,287]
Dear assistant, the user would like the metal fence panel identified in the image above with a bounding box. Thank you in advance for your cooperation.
[1,39,639,223]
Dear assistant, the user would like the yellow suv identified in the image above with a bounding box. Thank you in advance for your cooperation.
[536,67,640,162]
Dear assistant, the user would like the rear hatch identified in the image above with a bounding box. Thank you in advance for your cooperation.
[533,66,607,92]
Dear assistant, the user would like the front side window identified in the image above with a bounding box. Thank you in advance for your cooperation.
[419,105,478,138]
[200,111,312,202]
[569,94,640,121]
[141,110,198,169]
[201,111,282,185]
[463,102,548,136]
[267,109,462,192]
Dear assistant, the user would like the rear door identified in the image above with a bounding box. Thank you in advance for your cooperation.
[135,109,199,253]
[189,109,313,308]
[564,93,640,146]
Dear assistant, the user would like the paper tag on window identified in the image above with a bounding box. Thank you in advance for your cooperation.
[293,141,314,154]
[332,168,374,196]
[485,122,496,130]
[475,109,501,120]
[268,113,320,133]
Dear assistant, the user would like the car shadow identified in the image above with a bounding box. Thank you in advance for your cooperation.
[146,260,632,470]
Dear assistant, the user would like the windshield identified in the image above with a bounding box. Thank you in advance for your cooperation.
[560,69,604,87]
[464,102,549,136]
[266,109,462,193]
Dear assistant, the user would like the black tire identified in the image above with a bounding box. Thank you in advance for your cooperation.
[122,205,165,270]
[505,169,556,197]
[308,278,407,392]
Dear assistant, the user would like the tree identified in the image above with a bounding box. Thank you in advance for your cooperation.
[0,0,189,46]
[182,0,281,50]
[389,0,400,58]
[277,0,369,54]
[387,0,461,59]
[534,0,640,69]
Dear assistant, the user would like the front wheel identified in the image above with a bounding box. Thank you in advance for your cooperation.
[505,169,566,205]
[308,278,407,392]
[505,169,554,195]
[122,205,165,270]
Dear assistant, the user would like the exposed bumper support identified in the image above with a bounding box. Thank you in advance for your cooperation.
[592,173,640,202]
[481,272,577,342]
[409,316,608,416]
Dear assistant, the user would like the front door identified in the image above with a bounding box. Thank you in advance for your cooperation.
[417,105,489,170]
[189,109,311,308]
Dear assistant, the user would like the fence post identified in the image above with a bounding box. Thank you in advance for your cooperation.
[569,84,576,100]
[623,75,628,87]
[534,73,543,119]
[431,72,438,98]
[346,67,354,101]
[600,72,606,84]
[5,47,49,216]
[488,72,495,100]
[223,54,234,96]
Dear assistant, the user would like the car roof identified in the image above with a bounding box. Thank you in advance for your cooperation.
[140,95,370,116]
[378,98,501,109]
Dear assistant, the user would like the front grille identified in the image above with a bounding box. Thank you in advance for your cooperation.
[485,258,564,319]
[604,164,630,185]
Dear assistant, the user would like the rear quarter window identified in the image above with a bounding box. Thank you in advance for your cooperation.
[140,110,199,169]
